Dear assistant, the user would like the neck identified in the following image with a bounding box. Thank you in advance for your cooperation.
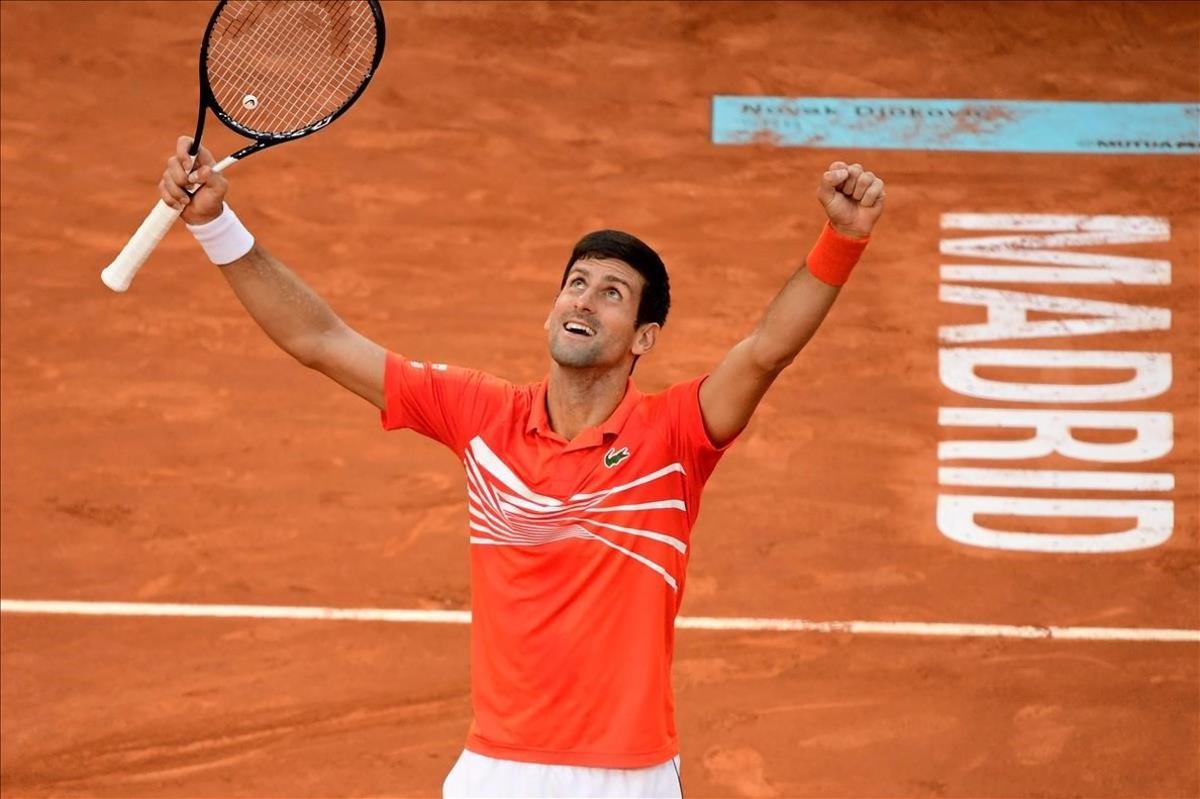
[545,362,630,441]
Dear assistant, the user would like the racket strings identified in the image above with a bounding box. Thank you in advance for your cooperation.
[206,0,378,135]
[211,1,374,127]
[209,2,374,132]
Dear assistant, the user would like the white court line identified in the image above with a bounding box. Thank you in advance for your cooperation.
[2,599,1197,642]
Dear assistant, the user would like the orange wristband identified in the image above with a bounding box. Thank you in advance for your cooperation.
[805,221,869,287]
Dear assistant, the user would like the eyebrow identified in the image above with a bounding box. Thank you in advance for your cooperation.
[568,266,634,293]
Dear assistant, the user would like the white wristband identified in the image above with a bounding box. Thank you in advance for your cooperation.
[186,202,255,265]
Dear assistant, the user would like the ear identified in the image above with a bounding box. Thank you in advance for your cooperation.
[544,310,552,332]
[632,322,660,356]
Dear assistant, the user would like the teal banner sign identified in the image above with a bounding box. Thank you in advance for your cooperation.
[712,97,1199,155]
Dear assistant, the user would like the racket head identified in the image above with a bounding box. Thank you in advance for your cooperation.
[198,0,386,145]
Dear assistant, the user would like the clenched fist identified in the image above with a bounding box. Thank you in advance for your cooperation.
[817,161,885,240]
[160,135,229,225]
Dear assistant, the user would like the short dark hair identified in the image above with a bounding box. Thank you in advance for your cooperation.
[560,230,670,328]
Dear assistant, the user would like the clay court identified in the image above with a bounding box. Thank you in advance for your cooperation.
[2,1,1198,797]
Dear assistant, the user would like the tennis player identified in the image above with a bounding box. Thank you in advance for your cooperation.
[159,135,884,798]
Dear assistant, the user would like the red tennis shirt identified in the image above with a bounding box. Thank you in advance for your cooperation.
[380,353,734,768]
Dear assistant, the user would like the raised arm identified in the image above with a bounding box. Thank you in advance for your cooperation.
[698,161,886,446]
[160,136,386,410]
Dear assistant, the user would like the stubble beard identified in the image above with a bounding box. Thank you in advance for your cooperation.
[548,329,606,368]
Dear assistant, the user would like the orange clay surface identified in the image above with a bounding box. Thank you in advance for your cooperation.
[2,2,1198,797]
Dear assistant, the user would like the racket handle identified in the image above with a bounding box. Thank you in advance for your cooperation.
[101,199,185,292]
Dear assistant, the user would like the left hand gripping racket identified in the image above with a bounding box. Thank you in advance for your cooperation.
[102,0,386,292]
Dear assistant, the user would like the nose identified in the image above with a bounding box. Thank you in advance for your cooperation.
[572,288,596,314]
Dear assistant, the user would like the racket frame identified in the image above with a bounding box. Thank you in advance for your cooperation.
[188,0,388,163]
[101,0,386,292]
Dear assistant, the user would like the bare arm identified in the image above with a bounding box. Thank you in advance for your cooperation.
[698,161,886,446]
[699,270,840,446]
[160,135,386,410]
[219,245,386,409]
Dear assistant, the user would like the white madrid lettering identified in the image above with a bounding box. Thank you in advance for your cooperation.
[937,213,1175,554]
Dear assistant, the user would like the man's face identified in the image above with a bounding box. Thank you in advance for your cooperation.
[545,257,657,370]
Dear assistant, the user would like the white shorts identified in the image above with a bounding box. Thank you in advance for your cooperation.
[442,749,684,798]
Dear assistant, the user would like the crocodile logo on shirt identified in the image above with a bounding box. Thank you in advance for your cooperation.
[604,446,630,469]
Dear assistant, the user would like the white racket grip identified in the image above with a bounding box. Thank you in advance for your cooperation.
[101,199,184,292]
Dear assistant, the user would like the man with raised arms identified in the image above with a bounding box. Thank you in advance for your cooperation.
[159,135,885,798]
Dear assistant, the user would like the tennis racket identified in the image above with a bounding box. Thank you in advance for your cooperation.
[101,0,386,292]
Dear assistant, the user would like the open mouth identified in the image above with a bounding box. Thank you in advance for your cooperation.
[563,321,596,337]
